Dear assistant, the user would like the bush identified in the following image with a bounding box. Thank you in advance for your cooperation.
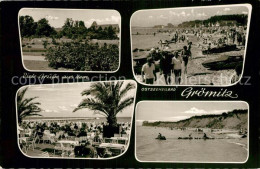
[45,41,119,71]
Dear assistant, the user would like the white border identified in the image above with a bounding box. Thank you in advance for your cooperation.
[130,4,252,87]
[18,8,121,73]
[135,100,249,163]
[15,79,137,160]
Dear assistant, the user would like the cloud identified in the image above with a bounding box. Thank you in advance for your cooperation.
[197,12,207,17]
[58,106,68,111]
[30,86,57,92]
[184,107,227,115]
[223,8,231,11]
[157,15,167,19]
[70,104,78,108]
[43,109,59,113]
[210,110,228,114]
[85,15,120,27]
[45,15,59,20]
[184,107,207,114]
[216,10,222,15]
[111,15,120,22]
[166,116,191,121]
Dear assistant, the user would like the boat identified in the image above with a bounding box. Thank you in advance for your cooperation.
[202,44,237,55]
[156,136,166,140]
[202,55,243,70]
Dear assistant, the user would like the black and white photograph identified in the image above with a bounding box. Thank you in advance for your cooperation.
[16,80,136,159]
[135,101,248,162]
[131,4,251,86]
[18,8,120,72]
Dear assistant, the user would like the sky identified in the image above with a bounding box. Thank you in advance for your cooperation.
[19,80,136,118]
[19,8,121,28]
[136,101,248,122]
[131,5,250,27]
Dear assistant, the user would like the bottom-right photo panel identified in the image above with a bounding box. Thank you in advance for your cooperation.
[135,101,248,163]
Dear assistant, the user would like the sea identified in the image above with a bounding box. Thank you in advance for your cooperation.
[23,117,132,123]
[136,126,248,162]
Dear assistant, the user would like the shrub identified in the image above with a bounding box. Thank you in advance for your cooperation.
[45,41,119,71]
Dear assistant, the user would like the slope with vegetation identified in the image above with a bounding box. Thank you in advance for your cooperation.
[178,14,248,27]
[143,109,248,130]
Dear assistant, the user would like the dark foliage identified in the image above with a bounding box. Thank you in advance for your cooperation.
[45,41,119,71]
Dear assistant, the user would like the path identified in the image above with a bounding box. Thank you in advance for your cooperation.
[23,55,46,61]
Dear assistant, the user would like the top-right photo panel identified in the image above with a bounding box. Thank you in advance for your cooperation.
[130,4,251,86]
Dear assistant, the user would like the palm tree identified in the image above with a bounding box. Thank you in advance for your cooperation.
[73,81,135,127]
[17,87,42,124]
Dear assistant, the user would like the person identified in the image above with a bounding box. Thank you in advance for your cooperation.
[181,46,190,75]
[103,148,113,158]
[93,132,102,143]
[188,42,192,59]
[158,133,162,139]
[84,141,96,158]
[203,133,208,139]
[231,63,242,84]
[160,52,173,85]
[188,133,192,139]
[172,52,183,84]
[141,57,157,84]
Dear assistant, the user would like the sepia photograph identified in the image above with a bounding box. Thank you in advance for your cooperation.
[16,80,136,159]
[131,4,251,86]
[18,8,121,72]
[135,101,248,162]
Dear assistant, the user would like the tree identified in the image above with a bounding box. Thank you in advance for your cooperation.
[73,81,135,127]
[19,15,37,37]
[17,87,42,124]
[35,18,56,37]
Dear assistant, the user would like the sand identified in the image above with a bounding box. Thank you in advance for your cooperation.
[132,32,245,85]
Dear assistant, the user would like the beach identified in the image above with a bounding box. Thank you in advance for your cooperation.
[132,27,245,85]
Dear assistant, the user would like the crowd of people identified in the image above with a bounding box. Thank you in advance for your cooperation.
[18,120,131,158]
[141,44,192,85]
[140,25,246,85]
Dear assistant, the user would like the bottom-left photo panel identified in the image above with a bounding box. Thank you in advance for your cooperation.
[16,80,137,159]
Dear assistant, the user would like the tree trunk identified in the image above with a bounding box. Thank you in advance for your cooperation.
[107,114,117,128]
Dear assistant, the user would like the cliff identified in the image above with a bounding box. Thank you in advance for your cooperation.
[142,109,248,130]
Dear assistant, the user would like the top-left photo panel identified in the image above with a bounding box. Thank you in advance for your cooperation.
[18,8,121,72]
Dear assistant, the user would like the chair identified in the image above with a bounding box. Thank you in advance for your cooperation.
[54,143,64,155]
[114,134,120,137]
[39,151,49,157]
[110,147,123,156]
[69,152,75,158]
[27,137,36,151]
[42,135,55,144]
[19,139,28,153]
